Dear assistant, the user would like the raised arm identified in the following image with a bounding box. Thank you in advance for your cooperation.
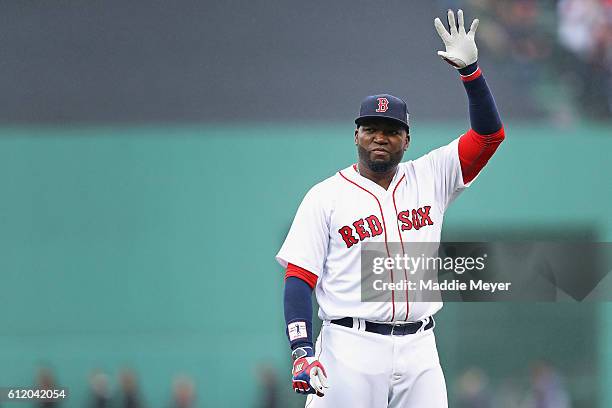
[435,9,505,184]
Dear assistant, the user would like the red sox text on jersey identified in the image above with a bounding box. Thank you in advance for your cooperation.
[338,205,434,248]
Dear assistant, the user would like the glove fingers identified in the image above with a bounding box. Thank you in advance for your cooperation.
[310,367,329,395]
[468,19,479,38]
[434,17,451,43]
[318,370,329,389]
[310,373,323,394]
[447,9,457,34]
[457,9,465,33]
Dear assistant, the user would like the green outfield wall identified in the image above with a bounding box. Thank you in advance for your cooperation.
[0,122,610,407]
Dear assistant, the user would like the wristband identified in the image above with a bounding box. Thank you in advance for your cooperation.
[292,346,314,361]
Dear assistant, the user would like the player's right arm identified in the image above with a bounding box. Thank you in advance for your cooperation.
[284,267,328,396]
[276,185,331,397]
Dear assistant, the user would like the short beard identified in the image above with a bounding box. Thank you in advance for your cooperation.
[357,145,404,173]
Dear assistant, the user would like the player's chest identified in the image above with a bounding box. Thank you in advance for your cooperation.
[330,183,441,249]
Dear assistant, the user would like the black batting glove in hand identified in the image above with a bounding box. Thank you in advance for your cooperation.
[434,9,479,69]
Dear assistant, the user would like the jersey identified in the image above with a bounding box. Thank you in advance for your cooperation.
[276,136,475,323]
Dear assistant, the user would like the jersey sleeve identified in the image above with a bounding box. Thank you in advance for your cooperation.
[276,185,330,277]
[420,137,468,212]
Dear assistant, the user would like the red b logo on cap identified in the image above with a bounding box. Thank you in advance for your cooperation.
[376,97,389,113]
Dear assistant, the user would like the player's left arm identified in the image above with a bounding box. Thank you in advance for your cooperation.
[435,9,505,184]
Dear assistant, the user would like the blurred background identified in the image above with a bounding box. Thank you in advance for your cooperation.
[0,0,611,407]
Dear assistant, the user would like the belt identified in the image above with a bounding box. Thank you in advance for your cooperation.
[331,316,434,336]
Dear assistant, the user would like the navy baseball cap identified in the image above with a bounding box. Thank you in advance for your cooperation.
[355,94,410,131]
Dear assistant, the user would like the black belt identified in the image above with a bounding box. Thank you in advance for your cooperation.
[331,316,434,336]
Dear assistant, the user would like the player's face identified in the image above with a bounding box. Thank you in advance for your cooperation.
[355,119,409,173]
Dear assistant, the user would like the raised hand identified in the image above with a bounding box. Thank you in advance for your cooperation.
[434,9,479,69]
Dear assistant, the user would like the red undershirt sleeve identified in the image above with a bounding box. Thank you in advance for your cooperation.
[458,127,505,185]
[285,263,319,289]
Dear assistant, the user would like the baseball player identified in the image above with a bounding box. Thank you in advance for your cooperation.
[276,10,505,407]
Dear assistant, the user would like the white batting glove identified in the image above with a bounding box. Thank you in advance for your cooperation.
[434,9,479,69]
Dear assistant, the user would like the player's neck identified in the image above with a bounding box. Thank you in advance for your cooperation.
[357,163,397,190]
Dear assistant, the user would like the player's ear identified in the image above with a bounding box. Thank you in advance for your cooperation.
[404,133,410,151]
[354,128,359,145]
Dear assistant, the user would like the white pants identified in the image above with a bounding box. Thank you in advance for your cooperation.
[306,320,448,408]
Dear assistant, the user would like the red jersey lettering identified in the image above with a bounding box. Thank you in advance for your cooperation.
[365,215,383,237]
[338,226,358,248]
[353,219,371,240]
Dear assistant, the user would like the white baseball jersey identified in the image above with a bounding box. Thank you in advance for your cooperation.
[276,137,474,323]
